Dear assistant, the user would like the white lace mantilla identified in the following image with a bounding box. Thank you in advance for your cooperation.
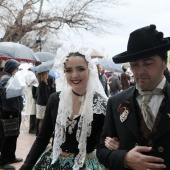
[52,45,108,170]
[66,118,78,134]
[36,104,46,119]
[52,91,107,169]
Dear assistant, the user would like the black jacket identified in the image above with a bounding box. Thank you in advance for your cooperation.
[97,84,170,170]
[0,75,23,113]
[35,81,51,106]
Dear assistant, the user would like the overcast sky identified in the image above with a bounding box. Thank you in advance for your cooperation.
[59,0,170,59]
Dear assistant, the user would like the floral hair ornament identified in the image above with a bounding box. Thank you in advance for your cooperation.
[117,101,130,122]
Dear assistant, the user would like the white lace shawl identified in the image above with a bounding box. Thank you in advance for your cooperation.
[52,45,108,170]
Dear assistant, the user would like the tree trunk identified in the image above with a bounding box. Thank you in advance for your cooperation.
[2,26,26,42]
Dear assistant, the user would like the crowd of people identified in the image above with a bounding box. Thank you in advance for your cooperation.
[0,24,170,170]
[97,64,133,97]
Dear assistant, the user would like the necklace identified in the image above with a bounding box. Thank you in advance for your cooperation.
[72,90,85,97]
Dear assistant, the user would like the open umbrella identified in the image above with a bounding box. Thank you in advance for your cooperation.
[36,60,54,74]
[0,42,39,62]
[35,52,55,62]
[49,69,60,80]
[97,60,123,73]
[77,47,104,58]
[90,49,104,58]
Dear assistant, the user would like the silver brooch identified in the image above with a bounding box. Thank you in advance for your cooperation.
[120,107,129,122]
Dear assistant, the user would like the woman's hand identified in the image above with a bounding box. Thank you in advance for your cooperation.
[105,137,120,150]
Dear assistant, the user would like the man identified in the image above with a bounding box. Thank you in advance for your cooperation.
[0,59,23,169]
[97,64,108,96]
[97,25,170,170]
[120,66,130,90]
[108,73,121,96]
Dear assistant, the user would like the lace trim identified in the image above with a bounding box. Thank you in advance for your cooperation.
[66,118,78,134]
[52,92,107,169]
[36,104,46,119]
[52,45,108,170]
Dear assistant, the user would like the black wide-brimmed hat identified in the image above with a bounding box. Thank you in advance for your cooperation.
[113,24,170,63]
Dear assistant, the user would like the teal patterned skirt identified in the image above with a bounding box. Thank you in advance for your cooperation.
[33,145,107,170]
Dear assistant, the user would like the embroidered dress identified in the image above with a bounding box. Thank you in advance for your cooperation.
[34,147,106,170]
[33,93,107,170]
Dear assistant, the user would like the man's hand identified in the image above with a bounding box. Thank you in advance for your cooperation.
[124,146,166,170]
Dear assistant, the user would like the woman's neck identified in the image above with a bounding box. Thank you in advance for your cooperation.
[72,90,86,97]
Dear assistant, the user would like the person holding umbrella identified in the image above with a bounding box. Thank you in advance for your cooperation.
[35,63,51,135]
[0,59,23,170]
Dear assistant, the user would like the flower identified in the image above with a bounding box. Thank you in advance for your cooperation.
[117,101,130,113]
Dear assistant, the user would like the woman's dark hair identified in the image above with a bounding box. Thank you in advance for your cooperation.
[64,52,88,68]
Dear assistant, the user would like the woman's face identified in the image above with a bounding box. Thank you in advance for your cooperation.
[64,55,89,93]
[43,71,49,80]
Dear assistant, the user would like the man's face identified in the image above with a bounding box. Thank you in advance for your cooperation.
[130,55,167,91]
[97,65,102,74]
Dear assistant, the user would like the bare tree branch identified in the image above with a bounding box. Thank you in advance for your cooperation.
[0,0,122,51]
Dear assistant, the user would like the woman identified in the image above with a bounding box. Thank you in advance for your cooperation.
[0,59,24,170]
[35,67,51,135]
[24,66,38,134]
[20,46,108,170]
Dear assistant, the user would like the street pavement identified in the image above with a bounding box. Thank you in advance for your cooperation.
[12,132,36,170]
[3,116,36,170]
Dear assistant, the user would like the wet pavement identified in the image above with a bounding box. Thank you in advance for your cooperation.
[1,116,36,170]
[12,132,36,170]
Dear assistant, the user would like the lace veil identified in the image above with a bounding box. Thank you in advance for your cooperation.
[52,45,108,169]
